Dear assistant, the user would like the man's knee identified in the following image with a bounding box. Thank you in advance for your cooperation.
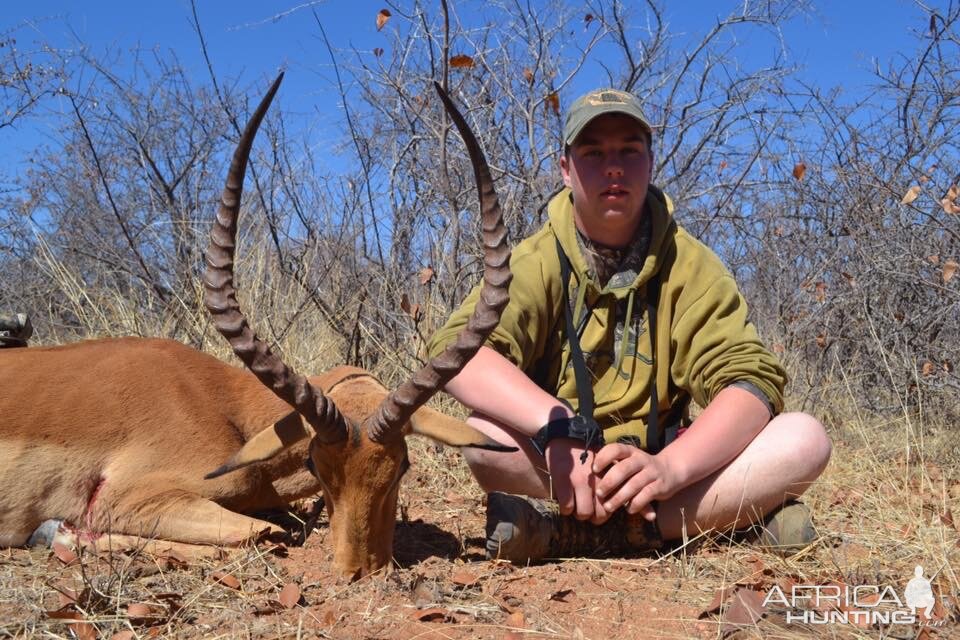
[461,446,549,496]
[461,449,509,494]
[767,412,832,478]
[461,444,496,470]
[461,413,551,496]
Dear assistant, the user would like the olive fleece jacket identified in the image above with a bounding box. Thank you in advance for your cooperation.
[427,186,786,449]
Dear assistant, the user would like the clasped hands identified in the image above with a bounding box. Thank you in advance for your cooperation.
[544,436,682,525]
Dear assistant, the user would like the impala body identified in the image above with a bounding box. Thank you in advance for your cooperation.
[0,75,511,578]
[0,339,492,566]
[0,338,334,545]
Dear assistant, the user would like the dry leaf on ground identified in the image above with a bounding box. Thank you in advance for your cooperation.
[45,608,83,620]
[741,556,772,588]
[451,568,480,587]
[721,587,766,633]
[158,549,188,569]
[279,582,301,608]
[52,542,78,565]
[699,586,735,618]
[698,585,768,637]
[70,622,97,640]
[127,602,163,620]
[209,571,241,589]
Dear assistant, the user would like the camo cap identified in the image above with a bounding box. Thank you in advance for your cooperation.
[563,88,652,146]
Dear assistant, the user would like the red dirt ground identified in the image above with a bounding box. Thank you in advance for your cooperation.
[1,441,957,639]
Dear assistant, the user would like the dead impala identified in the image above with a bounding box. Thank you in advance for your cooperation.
[0,75,513,578]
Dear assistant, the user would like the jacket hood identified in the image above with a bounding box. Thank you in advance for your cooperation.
[547,185,677,297]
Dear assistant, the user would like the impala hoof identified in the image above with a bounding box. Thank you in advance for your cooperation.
[27,519,63,547]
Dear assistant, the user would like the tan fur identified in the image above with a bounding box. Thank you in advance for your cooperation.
[0,337,497,577]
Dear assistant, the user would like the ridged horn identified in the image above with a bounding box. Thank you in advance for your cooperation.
[367,82,512,443]
[203,72,348,443]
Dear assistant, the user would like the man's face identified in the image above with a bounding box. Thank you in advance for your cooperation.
[560,113,652,245]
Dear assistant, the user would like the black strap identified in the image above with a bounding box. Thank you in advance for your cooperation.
[644,273,683,454]
[645,274,663,453]
[530,414,604,458]
[557,239,595,424]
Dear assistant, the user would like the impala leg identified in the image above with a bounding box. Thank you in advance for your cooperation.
[52,528,230,560]
[93,489,284,546]
[0,530,35,547]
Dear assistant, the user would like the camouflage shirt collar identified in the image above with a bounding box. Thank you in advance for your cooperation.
[574,209,652,290]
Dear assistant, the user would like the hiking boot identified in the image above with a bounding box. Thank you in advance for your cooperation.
[485,492,662,563]
[0,313,32,348]
[746,500,818,556]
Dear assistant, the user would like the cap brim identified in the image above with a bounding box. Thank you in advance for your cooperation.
[564,105,652,146]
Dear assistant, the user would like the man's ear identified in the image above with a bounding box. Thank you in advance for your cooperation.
[560,152,572,188]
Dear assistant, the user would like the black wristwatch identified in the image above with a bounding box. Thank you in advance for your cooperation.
[531,415,605,463]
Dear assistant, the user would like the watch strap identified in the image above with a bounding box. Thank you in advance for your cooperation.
[531,415,605,461]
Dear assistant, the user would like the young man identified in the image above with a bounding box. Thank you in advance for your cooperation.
[427,88,831,562]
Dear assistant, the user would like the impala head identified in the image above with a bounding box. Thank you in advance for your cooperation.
[202,74,513,578]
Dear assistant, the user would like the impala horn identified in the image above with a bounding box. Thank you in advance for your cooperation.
[203,72,348,443]
[367,82,511,443]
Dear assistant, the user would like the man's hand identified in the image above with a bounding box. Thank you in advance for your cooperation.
[592,443,684,521]
[544,438,611,524]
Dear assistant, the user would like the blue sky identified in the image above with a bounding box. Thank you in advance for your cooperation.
[1,0,936,180]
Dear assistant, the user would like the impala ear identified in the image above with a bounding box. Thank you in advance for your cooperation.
[408,405,518,452]
[205,412,313,479]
